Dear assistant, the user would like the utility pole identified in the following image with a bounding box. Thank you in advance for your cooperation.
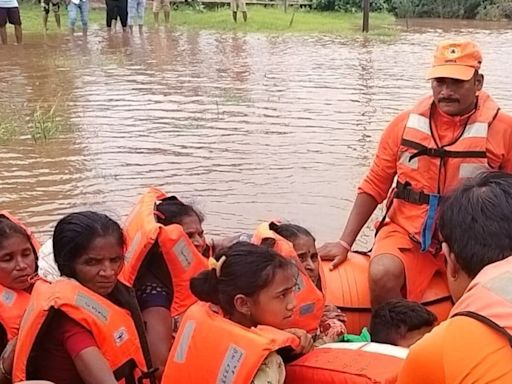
[362,0,369,33]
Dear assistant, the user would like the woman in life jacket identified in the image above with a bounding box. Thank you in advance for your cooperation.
[155,197,248,259]
[164,242,314,384]
[21,211,154,384]
[0,215,38,383]
[267,222,347,345]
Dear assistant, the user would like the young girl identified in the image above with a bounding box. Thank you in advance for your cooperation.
[268,222,347,344]
[161,242,313,384]
[12,211,156,384]
[0,213,39,383]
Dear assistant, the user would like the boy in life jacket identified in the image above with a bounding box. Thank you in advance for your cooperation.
[12,211,156,384]
[320,39,512,308]
[397,171,512,383]
[161,242,313,384]
[267,222,347,345]
[0,213,39,383]
[369,299,437,348]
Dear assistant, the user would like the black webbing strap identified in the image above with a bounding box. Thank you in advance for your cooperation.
[453,311,512,347]
[395,181,431,205]
[113,359,138,384]
[401,139,486,162]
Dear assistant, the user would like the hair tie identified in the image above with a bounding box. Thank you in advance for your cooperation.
[208,255,227,278]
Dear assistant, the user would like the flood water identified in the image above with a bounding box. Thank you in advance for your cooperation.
[1,18,512,246]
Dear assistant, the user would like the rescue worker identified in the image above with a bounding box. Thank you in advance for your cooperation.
[161,242,313,384]
[12,211,156,384]
[319,39,512,307]
[397,171,512,383]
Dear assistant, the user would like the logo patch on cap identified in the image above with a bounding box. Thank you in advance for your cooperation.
[446,46,460,58]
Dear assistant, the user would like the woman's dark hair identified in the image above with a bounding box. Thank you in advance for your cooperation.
[190,242,296,316]
[261,221,316,249]
[155,196,204,227]
[439,171,512,278]
[370,299,437,346]
[268,221,315,244]
[53,211,125,278]
[0,215,31,248]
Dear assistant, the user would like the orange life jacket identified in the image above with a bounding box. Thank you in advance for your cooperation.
[450,257,512,345]
[285,342,407,384]
[251,222,325,333]
[386,92,500,251]
[0,284,30,342]
[120,187,208,317]
[161,301,300,384]
[0,211,40,341]
[13,279,156,384]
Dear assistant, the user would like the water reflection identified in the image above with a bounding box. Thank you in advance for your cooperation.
[1,20,512,246]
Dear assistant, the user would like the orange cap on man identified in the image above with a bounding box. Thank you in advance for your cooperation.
[426,40,482,81]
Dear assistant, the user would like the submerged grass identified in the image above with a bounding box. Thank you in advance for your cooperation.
[17,3,396,35]
[29,103,62,143]
[0,101,66,144]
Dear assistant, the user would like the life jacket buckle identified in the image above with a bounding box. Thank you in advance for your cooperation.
[138,367,159,384]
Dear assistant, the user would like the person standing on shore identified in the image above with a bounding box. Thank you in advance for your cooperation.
[0,0,22,44]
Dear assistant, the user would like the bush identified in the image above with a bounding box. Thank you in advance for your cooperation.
[313,0,389,12]
[477,0,512,20]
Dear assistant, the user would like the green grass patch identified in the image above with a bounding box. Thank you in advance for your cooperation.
[18,3,396,35]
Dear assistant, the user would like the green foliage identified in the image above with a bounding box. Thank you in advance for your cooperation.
[313,0,388,13]
[477,0,512,20]
[29,103,61,143]
[386,0,512,20]
[0,120,18,144]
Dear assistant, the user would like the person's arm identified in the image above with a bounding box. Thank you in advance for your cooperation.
[250,352,285,384]
[319,112,407,268]
[142,307,174,382]
[0,336,16,384]
[73,347,117,384]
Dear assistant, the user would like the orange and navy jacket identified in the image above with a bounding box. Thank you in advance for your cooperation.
[120,187,208,317]
[358,92,512,251]
[0,211,40,341]
[161,301,299,384]
[13,278,156,383]
[252,222,325,333]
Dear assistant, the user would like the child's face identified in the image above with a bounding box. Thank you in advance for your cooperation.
[248,267,297,329]
[0,234,36,291]
[292,235,319,285]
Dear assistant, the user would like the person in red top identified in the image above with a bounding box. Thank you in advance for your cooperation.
[26,211,153,384]
[320,39,512,307]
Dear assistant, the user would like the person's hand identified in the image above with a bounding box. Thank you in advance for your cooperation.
[285,328,314,355]
[318,241,349,270]
[321,304,347,323]
[0,336,16,382]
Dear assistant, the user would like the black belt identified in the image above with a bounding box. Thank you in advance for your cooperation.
[395,181,432,205]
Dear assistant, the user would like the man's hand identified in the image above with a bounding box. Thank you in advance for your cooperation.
[318,242,349,270]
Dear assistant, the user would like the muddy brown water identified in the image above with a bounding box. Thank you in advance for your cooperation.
[1,19,512,247]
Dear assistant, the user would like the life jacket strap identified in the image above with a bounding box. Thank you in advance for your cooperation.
[401,139,486,162]
[395,181,432,205]
[453,311,512,347]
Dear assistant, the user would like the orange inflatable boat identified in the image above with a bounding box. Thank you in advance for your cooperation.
[286,342,408,384]
[321,252,453,334]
